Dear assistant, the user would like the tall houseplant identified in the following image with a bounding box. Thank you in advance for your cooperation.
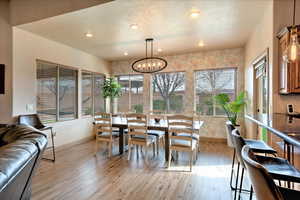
[214,92,246,126]
[102,77,122,114]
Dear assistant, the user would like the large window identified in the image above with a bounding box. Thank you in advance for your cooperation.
[195,68,236,116]
[117,75,144,113]
[81,71,106,116]
[152,72,185,114]
[37,60,78,122]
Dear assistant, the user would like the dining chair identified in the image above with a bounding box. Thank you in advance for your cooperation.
[167,115,198,171]
[147,113,165,155]
[94,112,119,157]
[126,113,156,162]
[242,145,300,200]
[226,121,277,191]
[231,129,300,200]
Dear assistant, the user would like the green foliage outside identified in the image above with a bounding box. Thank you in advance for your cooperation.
[153,95,183,113]
[214,92,246,126]
[133,104,143,113]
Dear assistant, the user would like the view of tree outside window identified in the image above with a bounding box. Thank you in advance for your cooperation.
[152,72,185,113]
[117,75,144,113]
[82,71,93,116]
[195,68,236,116]
[94,74,106,113]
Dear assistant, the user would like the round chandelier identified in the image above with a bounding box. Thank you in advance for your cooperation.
[131,38,167,73]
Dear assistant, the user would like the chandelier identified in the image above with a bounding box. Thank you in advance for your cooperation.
[131,38,167,73]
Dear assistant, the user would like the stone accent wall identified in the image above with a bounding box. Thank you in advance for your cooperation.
[111,48,245,139]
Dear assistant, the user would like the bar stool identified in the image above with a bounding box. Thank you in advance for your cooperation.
[226,122,276,191]
[242,145,300,200]
[232,130,300,200]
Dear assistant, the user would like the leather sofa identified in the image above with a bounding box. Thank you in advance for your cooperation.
[0,124,47,200]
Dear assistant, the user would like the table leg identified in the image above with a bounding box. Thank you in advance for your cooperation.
[119,127,124,154]
[165,130,169,162]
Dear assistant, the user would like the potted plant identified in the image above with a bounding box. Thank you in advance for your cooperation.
[214,92,246,146]
[102,77,122,114]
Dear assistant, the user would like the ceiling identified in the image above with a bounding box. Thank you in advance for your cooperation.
[18,0,271,61]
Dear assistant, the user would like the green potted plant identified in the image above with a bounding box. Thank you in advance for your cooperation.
[102,77,122,114]
[214,92,246,146]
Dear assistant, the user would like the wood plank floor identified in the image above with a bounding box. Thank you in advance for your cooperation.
[32,140,248,200]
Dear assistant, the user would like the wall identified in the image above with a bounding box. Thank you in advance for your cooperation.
[13,27,110,147]
[111,48,244,139]
[0,0,13,124]
[244,1,273,138]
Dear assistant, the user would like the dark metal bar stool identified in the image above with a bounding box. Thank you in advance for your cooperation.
[242,145,300,200]
[18,114,56,162]
[225,122,276,191]
[232,130,300,200]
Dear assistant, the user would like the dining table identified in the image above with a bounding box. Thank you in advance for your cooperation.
[110,116,204,161]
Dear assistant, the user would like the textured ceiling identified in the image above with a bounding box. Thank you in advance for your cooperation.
[18,0,271,61]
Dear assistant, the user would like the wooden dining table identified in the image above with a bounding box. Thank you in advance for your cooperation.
[111,117,204,161]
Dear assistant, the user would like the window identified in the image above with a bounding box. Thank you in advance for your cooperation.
[37,60,78,122]
[195,68,236,116]
[93,74,106,114]
[152,72,185,114]
[117,75,144,113]
[81,72,93,116]
[81,72,106,116]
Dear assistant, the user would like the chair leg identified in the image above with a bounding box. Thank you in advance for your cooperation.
[189,151,193,172]
[50,128,56,162]
[230,149,236,190]
[127,143,131,160]
[168,150,172,168]
[95,138,98,155]
[108,142,112,158]
[152,142,155,157]
[249,186,253,200]
[156,137,159,155]
[238,168,245,200]
[234,163,240,200]
[145,145,148,163]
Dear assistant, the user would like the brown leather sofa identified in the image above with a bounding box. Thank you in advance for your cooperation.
[0,124,47,200]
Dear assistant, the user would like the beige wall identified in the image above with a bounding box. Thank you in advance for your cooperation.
[13,27,110,147]
[244,1,274,138]
[111,48,245,139]
[10,0,113,26]
[0,0,13,124]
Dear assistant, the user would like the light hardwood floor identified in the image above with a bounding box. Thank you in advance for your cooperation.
[32,140,244,200]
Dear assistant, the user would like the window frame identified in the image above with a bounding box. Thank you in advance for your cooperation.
[115,74,144,113]
[36,59,79,123]
[151,71,186,114]
[194,67,237,117]
[81,70,106,117]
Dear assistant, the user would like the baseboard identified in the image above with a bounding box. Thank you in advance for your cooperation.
[200,137,227,143]
[44,136,94,155]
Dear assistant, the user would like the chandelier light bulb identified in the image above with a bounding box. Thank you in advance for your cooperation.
[288,32,300,62]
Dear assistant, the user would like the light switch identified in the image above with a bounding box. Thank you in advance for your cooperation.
[26,104,34,112]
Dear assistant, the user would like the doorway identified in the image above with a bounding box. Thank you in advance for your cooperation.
[253,49,269,141]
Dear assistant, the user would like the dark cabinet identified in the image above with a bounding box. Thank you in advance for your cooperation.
[277,26,300,94]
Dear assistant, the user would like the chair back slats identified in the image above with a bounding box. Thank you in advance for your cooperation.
[94,113,113,137]
[167,115,194,148]
[126,113,148,138]
[242,146,284,200]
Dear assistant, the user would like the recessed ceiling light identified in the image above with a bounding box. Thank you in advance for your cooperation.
[130,24,138,30]
[85,33,93,38]
[158,48,162,52]
[190,10,200,18]
[198,41,205,47]
[124,52,128,56]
